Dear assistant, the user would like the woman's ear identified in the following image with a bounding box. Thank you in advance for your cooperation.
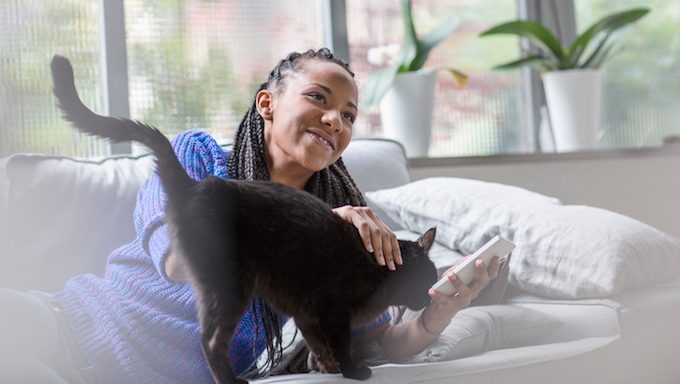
[256,89,273,121]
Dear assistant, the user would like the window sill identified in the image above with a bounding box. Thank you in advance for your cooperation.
[409,143,680,168]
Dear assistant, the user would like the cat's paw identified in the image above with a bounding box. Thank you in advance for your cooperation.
[311,353,340,373]
[341,365,372,381]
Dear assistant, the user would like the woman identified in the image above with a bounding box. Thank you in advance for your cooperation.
[0,48,499,383]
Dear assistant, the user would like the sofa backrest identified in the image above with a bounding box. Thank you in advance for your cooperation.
[0,137,410,292]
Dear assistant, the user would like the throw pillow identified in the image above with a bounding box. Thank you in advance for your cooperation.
[367,177,680,298]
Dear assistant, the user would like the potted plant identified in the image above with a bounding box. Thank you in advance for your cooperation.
[362,0,468,158]
[480,7,650,152]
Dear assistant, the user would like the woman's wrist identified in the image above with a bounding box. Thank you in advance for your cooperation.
[418,309,446,336]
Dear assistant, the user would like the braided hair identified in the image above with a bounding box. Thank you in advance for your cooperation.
[231,48,366,377]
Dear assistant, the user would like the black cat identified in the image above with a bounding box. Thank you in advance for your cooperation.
[50,55,438,383]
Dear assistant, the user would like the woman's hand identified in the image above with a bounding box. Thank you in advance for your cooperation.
[332,205,403,270]
[370,256,503,361]
[164,251,187,282]
[420,256,502,333]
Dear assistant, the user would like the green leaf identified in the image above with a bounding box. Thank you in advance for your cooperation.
[480,20,566,62]
[567,7,650,68]
[581,36,619,69]
[410,16,460,71]
[492,55,551,71]
[360,64,400,109]
[398,0,418,71]
[590,45,625,69]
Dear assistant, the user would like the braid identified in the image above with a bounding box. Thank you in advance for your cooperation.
[305,158,366,207]
[227,83,270,181]
[229,48,364,378]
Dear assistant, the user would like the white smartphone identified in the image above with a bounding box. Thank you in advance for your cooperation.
[432,235,515,295]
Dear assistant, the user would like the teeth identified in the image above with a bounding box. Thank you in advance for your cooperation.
[311,132,332,148]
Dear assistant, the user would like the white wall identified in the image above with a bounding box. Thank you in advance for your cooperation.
[409,147,680,238]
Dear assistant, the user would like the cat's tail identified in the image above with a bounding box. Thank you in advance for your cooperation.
[50,55,195,200]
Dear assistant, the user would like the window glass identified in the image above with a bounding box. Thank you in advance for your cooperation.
[124,0,325,144]
[575,0,680,148]
[0,0,104,157]
[346,0,523,157]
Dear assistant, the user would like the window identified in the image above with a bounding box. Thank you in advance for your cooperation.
[124,0,325,144]
[0,0,106,157]
[346,0,523,157]
[3,1,678,158]
[575,0,680,148]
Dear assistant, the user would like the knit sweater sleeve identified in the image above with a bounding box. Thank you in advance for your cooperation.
[133,130,229,282]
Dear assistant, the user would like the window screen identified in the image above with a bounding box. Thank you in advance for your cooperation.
[575,0,680,149]
[0,0,105,157]
[124,0,325,144]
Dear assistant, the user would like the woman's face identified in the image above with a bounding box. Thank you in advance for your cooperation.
[260,60,358,179]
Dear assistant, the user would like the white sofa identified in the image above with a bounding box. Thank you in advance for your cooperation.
[2,137,680,384]
[0,138,409,292]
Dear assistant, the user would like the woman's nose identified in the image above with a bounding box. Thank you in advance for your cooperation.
[321,110,342,132]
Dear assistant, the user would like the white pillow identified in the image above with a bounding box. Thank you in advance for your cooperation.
[401,305,563,363]
[367,177,680,298]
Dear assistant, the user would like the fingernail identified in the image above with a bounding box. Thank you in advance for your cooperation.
[476,259,483,267]
[379,257,386,266]
[450,273,457,281]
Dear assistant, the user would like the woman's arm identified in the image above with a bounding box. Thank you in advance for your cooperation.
[368,257,501,361]
[134,130,228,282]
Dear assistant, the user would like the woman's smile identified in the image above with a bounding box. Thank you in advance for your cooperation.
[306,128,336,151]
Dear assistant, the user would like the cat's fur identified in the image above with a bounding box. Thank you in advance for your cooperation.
[50,55,438,383]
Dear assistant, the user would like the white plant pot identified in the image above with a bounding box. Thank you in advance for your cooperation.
[379,69,436,158]
[543,69,602,152]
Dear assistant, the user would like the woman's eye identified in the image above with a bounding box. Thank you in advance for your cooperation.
[309,93,325,102]
[342,112,356,123]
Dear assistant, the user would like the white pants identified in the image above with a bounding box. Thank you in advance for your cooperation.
[0,288,91,383]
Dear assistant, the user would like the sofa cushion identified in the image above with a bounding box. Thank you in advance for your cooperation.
[339,138,411,193]
[1,153,155,291]
[340,138,410,230]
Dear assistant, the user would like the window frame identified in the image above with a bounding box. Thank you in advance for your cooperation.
[99,0,131,154]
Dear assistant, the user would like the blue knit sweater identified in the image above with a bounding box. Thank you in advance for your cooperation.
[57,130,389,383]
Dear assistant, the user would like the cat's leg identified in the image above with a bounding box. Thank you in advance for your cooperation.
[294,320,338,373]
[299,313,371,380]
[325,313,372,380]
[197,288,249,384]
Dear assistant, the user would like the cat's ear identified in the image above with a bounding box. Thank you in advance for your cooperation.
[417,227,437,254]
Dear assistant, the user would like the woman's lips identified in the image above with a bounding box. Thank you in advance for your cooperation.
[306,128,336,150]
